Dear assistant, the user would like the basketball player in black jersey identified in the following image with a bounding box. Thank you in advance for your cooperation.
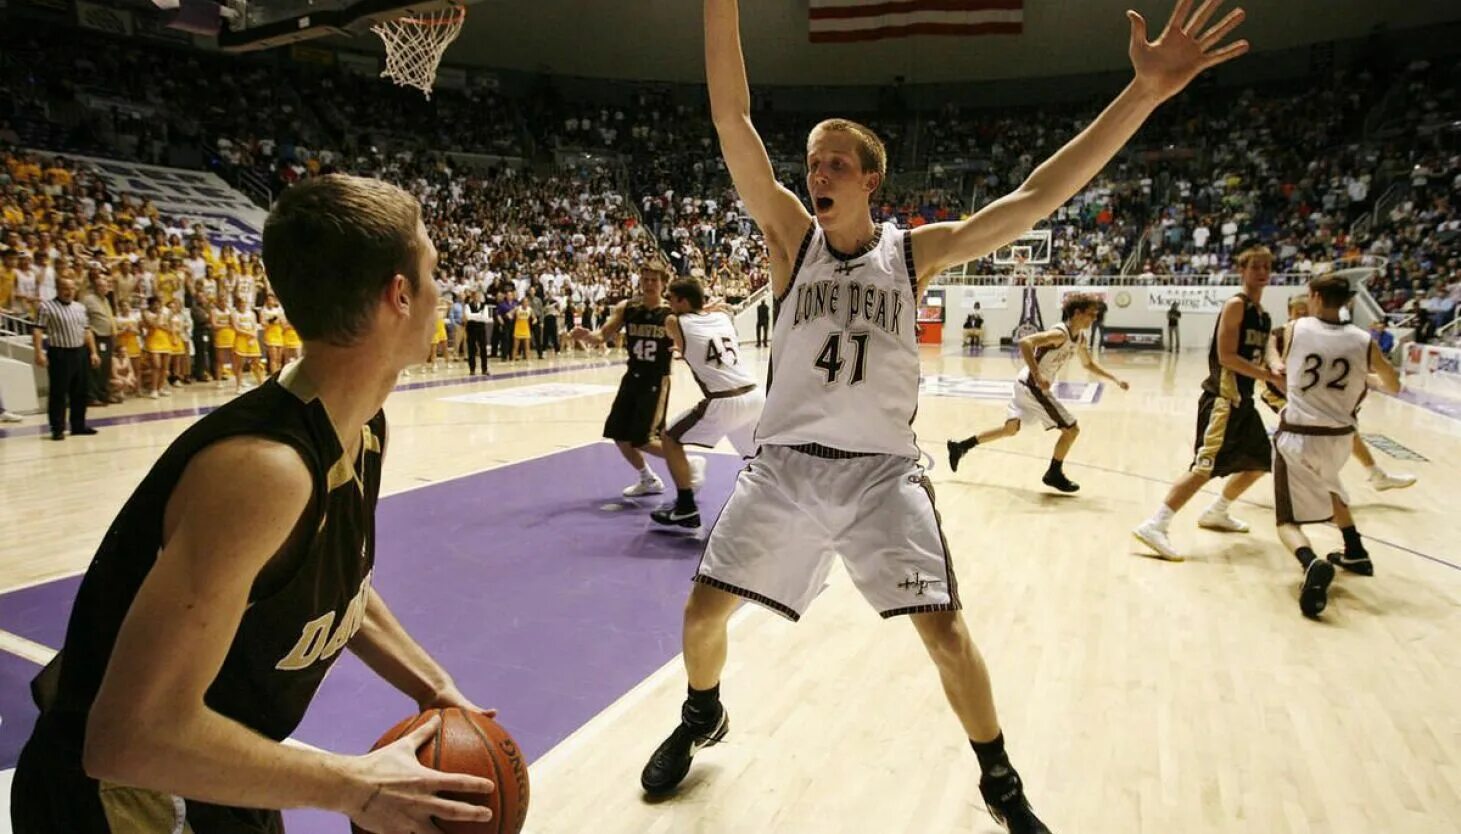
[12,176,497,834]
[574,266,701,498]
[640,2,1252,833]
[1133,244,1287,562]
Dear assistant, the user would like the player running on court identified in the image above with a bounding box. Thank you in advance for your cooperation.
[947,292,1129,492]
[1270,275,1402,618]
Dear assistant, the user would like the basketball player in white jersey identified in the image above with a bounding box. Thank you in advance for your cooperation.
[1264,294,1418,492]
[639,3,1250,831]
[651,276,765,529]
[947,293,1129,492]
[1272,274,1401,618]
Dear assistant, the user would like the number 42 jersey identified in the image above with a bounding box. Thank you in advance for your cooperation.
[756,221,921,459]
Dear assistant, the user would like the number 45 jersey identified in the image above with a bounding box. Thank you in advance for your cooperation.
[679,310,757,395]
[1283,316,1373,429]
[756,221,921,459]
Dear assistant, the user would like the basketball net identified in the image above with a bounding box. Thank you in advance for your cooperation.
[372,3,466,100]
[1011,253,1034,285]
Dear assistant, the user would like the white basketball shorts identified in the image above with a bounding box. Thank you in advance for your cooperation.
[1273,424,1353,525]
[1006,380,1076,431]
[666,386,764,458]
[694,444,960,621]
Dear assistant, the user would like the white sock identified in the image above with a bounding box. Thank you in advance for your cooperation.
[639,464,656,481]
[1150,505,1175,531]
[1367,465,1385,478]
[1207,497,1232,515]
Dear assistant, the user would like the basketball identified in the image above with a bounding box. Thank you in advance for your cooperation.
[352,707,530,834]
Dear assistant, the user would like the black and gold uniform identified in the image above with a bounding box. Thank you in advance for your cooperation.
[1191,292,1272,477]
[13,364,384,833]
[603,300,674,446]
[1261,322,1293,413]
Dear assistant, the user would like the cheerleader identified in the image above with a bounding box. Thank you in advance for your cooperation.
[114,299,142,364]
[260,291,286,373]
[141,296,172,398]
[230,295,263,393]
[167,299,191,386]
[210,294,236,388]
[280,307,302,364]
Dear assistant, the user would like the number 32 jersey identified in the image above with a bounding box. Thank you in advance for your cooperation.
[679,311,757,394]
[1283,316,1372,429]
[757,221,920,458]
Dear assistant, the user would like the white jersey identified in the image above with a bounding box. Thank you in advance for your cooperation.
[1282,316,1372,429]
[1016,323,1077,384]
[679,310,757,395]
[756,221,920,458]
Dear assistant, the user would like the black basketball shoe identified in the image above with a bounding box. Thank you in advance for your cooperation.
[640,708,730,796]
[979,764,1052,834]
[1299,558,1336,618]
[651,504,701,528]
[1327,550,1374,577]
[1041,471,1080,493]
[948,439,969,473]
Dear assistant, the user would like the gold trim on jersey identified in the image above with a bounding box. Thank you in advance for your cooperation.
[1195,397,1232,474]
[98,781,194,834]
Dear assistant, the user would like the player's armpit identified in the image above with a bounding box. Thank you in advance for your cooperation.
[86,437,313,774]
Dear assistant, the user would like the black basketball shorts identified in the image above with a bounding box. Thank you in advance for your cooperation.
[1190,390,1272,478]
[603,370,670,447]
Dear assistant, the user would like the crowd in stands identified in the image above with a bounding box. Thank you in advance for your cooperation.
[3,15,1459,387]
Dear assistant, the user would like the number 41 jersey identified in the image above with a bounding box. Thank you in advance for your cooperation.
[756,221,920,458]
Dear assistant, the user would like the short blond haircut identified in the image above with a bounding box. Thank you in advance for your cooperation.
[1235,244,1274,268]
[809,119,888,181]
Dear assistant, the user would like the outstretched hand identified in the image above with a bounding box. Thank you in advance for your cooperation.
[1127,0,1248,103]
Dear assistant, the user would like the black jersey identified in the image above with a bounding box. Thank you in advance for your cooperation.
[15,365,383,833]
[1202,292,1271,402]
[623,301,673,377]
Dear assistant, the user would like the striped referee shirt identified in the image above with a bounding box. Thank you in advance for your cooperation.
[37,298,91,348]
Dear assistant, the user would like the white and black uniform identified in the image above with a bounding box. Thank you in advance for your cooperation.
[666,311,764,457]
[697,222,958,621]
[1273,316,1372,524]
[1008,323,1078,430]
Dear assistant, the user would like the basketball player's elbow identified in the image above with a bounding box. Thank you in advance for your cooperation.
[84,689,194,781]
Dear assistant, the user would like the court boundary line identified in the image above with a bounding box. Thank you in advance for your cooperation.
[0,357,620,440]
[529,603,759,774]
[0,629,56,666]
[951,445,1460,572]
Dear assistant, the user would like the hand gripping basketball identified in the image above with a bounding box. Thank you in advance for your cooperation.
[347,713,496,834]
[351,707,531,834]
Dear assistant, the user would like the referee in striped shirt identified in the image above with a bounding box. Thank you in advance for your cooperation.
[32,277,101,441]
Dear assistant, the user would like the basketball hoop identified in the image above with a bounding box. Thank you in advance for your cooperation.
[372,2,466,100]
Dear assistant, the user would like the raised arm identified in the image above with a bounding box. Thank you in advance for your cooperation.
[83,437,493,831]
[705,0,811,296]
[911,0,1248,287]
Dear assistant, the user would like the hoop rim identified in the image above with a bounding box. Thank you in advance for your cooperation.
[395,4,466,26]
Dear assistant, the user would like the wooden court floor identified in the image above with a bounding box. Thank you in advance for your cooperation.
[2,345,1457,834]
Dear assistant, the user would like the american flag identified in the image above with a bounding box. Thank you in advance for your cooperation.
[809,0,1024,44]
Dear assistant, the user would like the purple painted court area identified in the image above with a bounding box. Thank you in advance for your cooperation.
[0,443,740,833]
[1,651,41,769]
[0,576,81,649]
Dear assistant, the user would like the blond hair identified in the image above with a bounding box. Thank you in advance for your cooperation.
[809,119,888,181]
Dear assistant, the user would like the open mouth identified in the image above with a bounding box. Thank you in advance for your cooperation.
[814,196,834,213]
